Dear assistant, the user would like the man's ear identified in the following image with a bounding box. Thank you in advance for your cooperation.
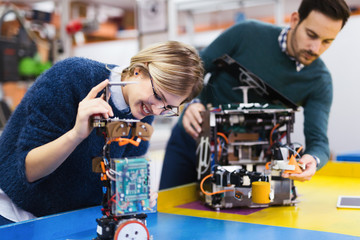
[290,12,300,29]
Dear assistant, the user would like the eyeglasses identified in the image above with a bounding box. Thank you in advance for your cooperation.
[148,74,179,117]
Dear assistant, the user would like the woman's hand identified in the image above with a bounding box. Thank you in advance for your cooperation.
[72,79,114,141]
[26,80,114,182]
[149,190,158,208]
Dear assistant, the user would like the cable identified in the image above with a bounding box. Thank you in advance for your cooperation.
[217,138,222,158]
[106,170,116,181]
[294,145,303,158]
[216,132,228,160]
[269,123,280,146]
[200,173,234,196]
[265,161,271,170]
[217,132,229,144]
[107,136,140,147]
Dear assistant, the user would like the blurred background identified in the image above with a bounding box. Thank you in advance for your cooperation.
[0,0,359,190]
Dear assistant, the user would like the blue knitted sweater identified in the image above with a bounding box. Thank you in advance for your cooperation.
[199,20,332,168]
[0,57,153,217]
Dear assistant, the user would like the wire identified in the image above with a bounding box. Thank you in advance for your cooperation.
[100,161,108,181]
[217,138,222,158]
[107,136,140,147]
[211,164,220,171]
[109,193,128,214]
[269,123,280,146]
[200,174,234,196]
[294,145,303,158]
[281,144,303,159]
[109,168,122,178]
[105,170,116,181]
[216,132,228,160]
[265,161,271,170]
[217,132,229,144]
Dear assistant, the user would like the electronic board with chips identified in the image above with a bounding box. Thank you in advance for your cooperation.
[111,157,151,215]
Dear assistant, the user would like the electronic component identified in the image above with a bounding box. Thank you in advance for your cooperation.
[91,87,154,240]
[196,55,303,209]
[197,105,300,209]
[114,219,150,240]
[93,118,154,240]
[111,157,151,215]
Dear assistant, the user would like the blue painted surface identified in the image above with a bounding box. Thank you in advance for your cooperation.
[337,151,360,162]
[0,206,359,240]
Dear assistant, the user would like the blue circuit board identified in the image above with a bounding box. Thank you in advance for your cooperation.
[111,157,151,215]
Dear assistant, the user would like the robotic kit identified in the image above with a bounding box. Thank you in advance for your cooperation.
[91,83,154,240]
[196,55,304,209]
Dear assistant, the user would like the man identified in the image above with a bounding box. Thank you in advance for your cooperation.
[160,0,350,189]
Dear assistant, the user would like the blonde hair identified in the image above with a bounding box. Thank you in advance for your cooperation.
[123,41,204,103]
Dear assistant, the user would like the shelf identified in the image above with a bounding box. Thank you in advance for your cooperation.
[168,0,285,46]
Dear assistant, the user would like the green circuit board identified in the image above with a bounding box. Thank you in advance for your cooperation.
[111,157,151,215]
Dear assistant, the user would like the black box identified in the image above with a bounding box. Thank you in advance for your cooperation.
[0,37,19,82]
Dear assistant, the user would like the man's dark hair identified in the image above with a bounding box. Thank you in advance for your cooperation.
[298,0,350,28]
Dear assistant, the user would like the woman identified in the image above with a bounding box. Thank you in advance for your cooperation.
[0,41,204,225]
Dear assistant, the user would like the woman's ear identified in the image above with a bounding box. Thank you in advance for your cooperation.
[134,67,141,76]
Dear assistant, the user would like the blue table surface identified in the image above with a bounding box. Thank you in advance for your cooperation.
[0,206,358,240]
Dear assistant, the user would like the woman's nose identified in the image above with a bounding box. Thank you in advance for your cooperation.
[151,105,163,115]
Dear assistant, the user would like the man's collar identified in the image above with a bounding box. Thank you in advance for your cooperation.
[278,27,305,72]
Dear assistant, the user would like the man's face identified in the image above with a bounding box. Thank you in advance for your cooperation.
[288,10,343,66]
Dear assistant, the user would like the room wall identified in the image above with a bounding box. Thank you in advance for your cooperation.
[72,3,360,159]
[291,15,360,158]
[320,15,360,157]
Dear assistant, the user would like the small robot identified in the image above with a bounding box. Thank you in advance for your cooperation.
[91,83,154,240]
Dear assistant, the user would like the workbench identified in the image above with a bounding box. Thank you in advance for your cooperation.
[0,161,359,240]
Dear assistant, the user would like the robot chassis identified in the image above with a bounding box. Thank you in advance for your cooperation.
[91,83,154,240]
[196,55,304,209]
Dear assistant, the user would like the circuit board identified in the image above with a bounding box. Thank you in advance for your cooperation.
[111,157,151,215]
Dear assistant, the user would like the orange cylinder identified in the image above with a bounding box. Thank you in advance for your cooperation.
[252,181,271,204]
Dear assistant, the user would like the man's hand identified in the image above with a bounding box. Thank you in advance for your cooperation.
[282,154,317,182]
[182,103,206,139]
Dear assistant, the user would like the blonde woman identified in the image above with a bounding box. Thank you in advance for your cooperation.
[0,41,204,225]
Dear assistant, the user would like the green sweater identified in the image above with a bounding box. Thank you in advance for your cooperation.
[199,20,332,168]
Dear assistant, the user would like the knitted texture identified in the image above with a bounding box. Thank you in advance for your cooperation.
[199,20,332,166]
[0,57,153,217]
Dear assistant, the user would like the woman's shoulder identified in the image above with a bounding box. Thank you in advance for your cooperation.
[51,57,105,71]
[36,57,108,86]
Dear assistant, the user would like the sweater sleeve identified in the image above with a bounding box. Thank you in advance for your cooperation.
[302,72,332,168]
[0,57,108,210]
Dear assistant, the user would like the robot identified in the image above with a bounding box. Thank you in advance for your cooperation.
[196,55,304,209]
[91,83,154,240]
